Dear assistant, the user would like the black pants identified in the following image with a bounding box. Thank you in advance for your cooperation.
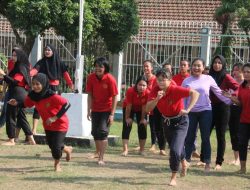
[45,130,66,160]
[33,85,59,119]
[238,123,250,161]
[229,105,241,151]
[91,112,110,140]
[6,86,32,139]
[122,108,147,140]
[162,115,189,172]
[211,103,230,166]
[153,107,166,150]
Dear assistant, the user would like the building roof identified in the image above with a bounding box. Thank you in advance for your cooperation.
[135,0,243,42]
[137,0,221,22]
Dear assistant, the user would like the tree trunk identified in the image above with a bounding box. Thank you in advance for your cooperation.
[23,35,36,55]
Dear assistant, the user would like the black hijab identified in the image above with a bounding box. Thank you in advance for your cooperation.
[209,55,227,86]
[28,73,55,102]
[9,49,31,88]
[36,44,64,80]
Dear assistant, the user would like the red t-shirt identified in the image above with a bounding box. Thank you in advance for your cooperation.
[86,73,118,112]
[238,85,250,123]
[148,81,190,117]
[210,74,239,105]
[172,73,190,86]
[24,94,69,132]
[123,87,150,112]
[147,75,157,91]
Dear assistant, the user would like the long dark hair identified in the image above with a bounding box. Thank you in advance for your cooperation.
[9,49,31,88]
[242,63,250,88]
[134,75,148,92]
[209,55,227,86]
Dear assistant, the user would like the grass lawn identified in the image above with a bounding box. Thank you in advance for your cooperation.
[0,115,249,190]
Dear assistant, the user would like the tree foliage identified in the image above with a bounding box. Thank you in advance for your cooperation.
[214,0,250,64]
[0,0,139,55]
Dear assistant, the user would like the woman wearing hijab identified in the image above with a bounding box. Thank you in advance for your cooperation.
[209,55,239,170]
[30,44,74,135]
[9,73,72,172]
[0,49,35,145]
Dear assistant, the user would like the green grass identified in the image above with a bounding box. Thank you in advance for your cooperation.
[0,115,249,190]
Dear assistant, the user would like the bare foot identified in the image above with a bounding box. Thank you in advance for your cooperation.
[88,153,99,159]
[139,151,146,156]
[55,165,62,172]
[169,178,177,186]
[229,160,240,166]
[214,164,222,170]
[180,161,190,177]
[27,136,36,145]
[196,161,206,167]
[2,141,15,146]
[98,160,105,166]
[236,169,246,174]
[133,146,140,151]
[65,146,73,162]
[159,150,167,156]
[204,164,211,172]
[28,140,36,145]
[149,144,156,152]
[121,150,128,157]
[192,150,200,159]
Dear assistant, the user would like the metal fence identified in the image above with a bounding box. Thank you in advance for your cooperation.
[1,15,250,96]
[122,32,250,90]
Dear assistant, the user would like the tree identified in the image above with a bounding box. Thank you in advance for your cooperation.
[0,0,139,55]
[236,0,250,46]
[214,0,236,65]
[214,0,250,64]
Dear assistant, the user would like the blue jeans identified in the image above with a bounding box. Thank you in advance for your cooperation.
[185,110,212,164]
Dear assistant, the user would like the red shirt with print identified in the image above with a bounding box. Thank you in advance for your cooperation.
[148,81,190,117]
[86,73,118,112]
[24,94,69,132]
[123,87,150,112]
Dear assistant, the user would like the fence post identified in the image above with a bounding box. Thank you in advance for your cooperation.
[110,52,123,101]
[200,27,211,66]
[29,35,42,65]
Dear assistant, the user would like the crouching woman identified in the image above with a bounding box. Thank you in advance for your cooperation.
[8,73,72,172]
[146,68,199,186]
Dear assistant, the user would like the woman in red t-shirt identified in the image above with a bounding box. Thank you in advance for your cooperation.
[226,63,250,174]
[86,57,118,165]
[30,44,74,135]
[9,73,72,172]
[146,68,199,186]
[122,76,149,156]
